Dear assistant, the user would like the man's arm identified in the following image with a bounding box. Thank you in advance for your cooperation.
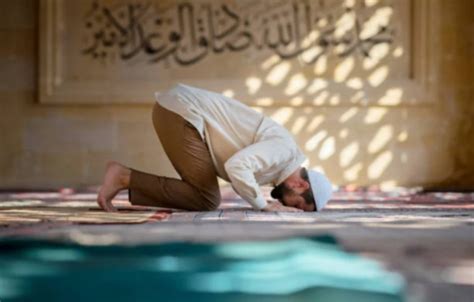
[224,139,298,211]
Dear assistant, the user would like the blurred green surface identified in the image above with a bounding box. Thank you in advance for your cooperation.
[0,236,405,302]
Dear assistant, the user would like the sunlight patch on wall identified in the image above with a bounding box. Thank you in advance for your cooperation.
[260,55,280,70]
[363,56,378,70]
[345,0,356,7]
[339,128,349,139]
[363,43,390,69]
[289,97,304,106]
[291,116,307,134]
[397,130,408,142]
[365,0,380,7]
[329,95,341,105]
[314,55,327,75]
[307,79,328,94]
[301,30,319,48]
[368,151,393,179]
[350,91,365,103]
[255,98,274,106]
[362,6,393,39]
[266,62,291,86]
[372,43,390,59]
[393,46,404,57]
[271,108,294,125]
[339,108,358,123]
[334,57,355,82]
[368,125,393,153]
[285,73,308,95]
[340,142,359,167]
[313,91,329,105]
[222,89,235,98]
[305,130,328,151]
[317,17,328,27]
[300,46,322,63]
[246,77,262,95]
[344,162,363,181]
[368,66,389,87]
[346,77,363,89]
[335,10,355,39]
[364,108,388,124]
[306,115,324,132]
[319,137,336,160]
[379,88,403,105]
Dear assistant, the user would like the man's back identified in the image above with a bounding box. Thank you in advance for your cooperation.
[156,84,263,142]
[155,84,264,178]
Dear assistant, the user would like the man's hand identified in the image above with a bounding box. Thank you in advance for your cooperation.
[262,200,303,212]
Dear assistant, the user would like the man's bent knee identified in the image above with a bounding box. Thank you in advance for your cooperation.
[197,194,221,211]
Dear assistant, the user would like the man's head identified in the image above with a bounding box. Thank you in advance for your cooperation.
[270,167,333,212]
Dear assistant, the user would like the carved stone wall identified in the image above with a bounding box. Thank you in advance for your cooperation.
[0,0,472,189]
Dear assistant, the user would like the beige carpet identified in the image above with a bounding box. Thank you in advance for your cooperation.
[0,199,171,225]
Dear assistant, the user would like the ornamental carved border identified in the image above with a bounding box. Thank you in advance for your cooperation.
[39,0,433,106]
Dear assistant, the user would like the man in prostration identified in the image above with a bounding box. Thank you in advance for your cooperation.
[97,83,333,213]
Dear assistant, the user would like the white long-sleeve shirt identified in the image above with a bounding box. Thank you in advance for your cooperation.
[155,83,306,210]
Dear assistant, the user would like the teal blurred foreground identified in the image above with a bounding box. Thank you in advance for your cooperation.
[0,236,405,302]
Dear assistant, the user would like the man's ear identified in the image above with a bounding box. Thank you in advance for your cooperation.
[300,180,310,190]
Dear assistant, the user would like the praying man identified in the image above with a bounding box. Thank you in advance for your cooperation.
[97,83,333,212]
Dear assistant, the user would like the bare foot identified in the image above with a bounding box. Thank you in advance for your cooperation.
[97,161,131,212]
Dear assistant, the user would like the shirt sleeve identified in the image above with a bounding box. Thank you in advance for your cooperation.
[223,139,293,210]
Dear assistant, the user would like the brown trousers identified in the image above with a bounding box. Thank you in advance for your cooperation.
[127,102,221,211]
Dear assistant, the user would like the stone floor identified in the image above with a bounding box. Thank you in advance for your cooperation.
[0,185,473,302]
